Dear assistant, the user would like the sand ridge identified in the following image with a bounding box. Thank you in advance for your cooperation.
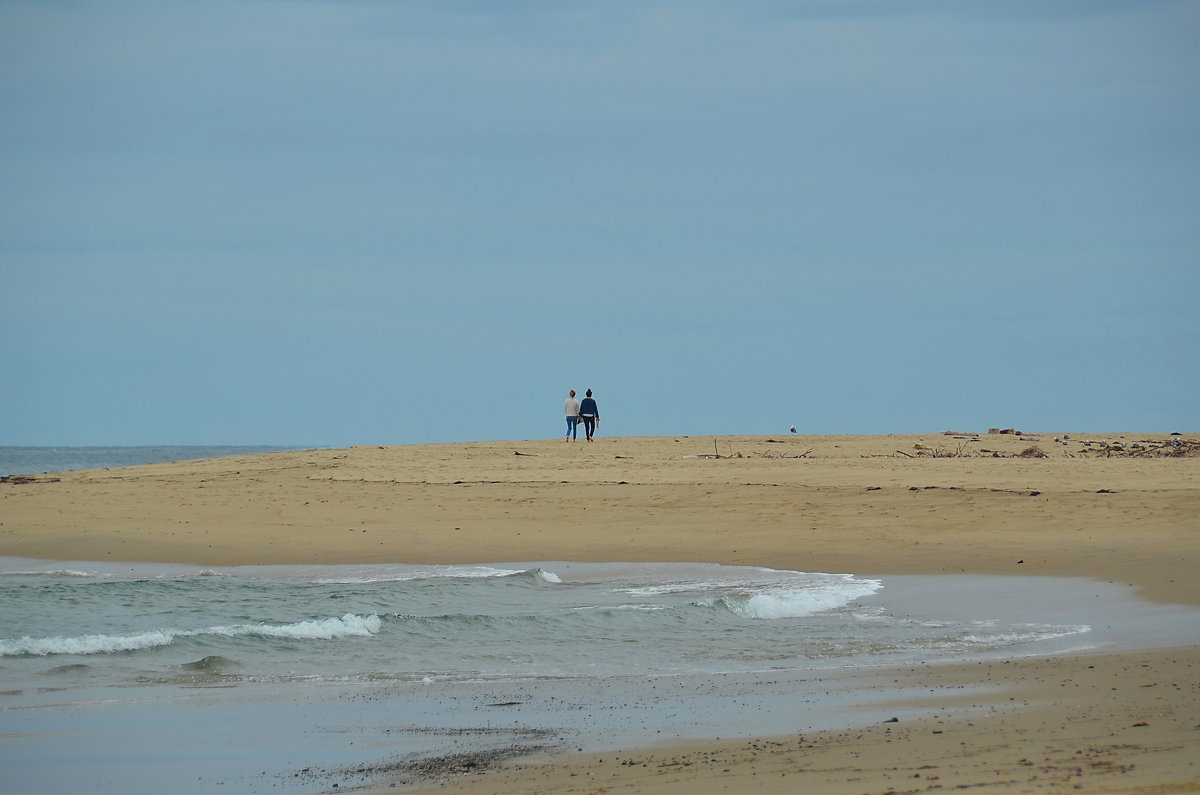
[2,432,1196,603]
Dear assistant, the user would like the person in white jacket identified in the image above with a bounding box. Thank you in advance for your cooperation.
[564,390,581,441]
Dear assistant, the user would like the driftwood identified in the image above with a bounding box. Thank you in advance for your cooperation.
[911,441,979,458]
[1078,438,1199,458]
[686,447,811,460]
[878,436,1198,460]
[760,449,812,459]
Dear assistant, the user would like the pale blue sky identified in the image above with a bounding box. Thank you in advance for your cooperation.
[2,0,1196,446]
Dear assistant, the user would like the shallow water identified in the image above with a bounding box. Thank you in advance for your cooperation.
[2,558,1198,794]
[0,560,1094,684]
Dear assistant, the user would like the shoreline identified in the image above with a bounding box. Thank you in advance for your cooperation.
[2,432,1196,604]
[385,644,1199,794]
[2,432,1197,792]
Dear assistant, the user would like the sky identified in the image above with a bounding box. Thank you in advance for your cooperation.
[2,0,1197,446]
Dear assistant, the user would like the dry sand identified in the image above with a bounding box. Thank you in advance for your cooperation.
[2,431,1198,792]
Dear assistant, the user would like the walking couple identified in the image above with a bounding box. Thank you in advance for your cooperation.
[564,389,600,442]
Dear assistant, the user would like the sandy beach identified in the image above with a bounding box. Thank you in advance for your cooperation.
[2,431,1198,792]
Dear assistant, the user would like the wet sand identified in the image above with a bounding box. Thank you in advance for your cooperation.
[393,646,1199,794]
[2,431,1197,792]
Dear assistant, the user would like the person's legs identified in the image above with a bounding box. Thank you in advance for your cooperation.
[583,417,595,440]
[566,416,578,440]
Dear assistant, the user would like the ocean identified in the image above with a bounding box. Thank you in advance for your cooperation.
[0,445,310,477]
[1,559,1114,686]
[2,448,1199,794]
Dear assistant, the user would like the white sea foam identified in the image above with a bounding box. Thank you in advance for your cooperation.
[623,580,727,596]
[312,565,524,584]
[0,614,383,656]
[667,576,883,619]
[728,590,865,619]
[0,568,97,578]
[214,614,382,640]
[621,571,880,607]
[955,624,1092,648]
[315,565,559,586]
[714,575,883,619]
[0,629,177,656]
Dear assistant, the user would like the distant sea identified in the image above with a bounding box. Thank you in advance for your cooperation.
[0,445,311,476]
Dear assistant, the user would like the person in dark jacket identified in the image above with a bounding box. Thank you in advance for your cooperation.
[578,389,600,442]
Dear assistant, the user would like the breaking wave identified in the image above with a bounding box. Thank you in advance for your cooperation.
[0,613,382,657]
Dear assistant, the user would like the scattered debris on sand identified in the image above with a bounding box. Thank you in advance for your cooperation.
[0,474,61,484]
[1076,438,1199,458]
[288,729,560,791]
